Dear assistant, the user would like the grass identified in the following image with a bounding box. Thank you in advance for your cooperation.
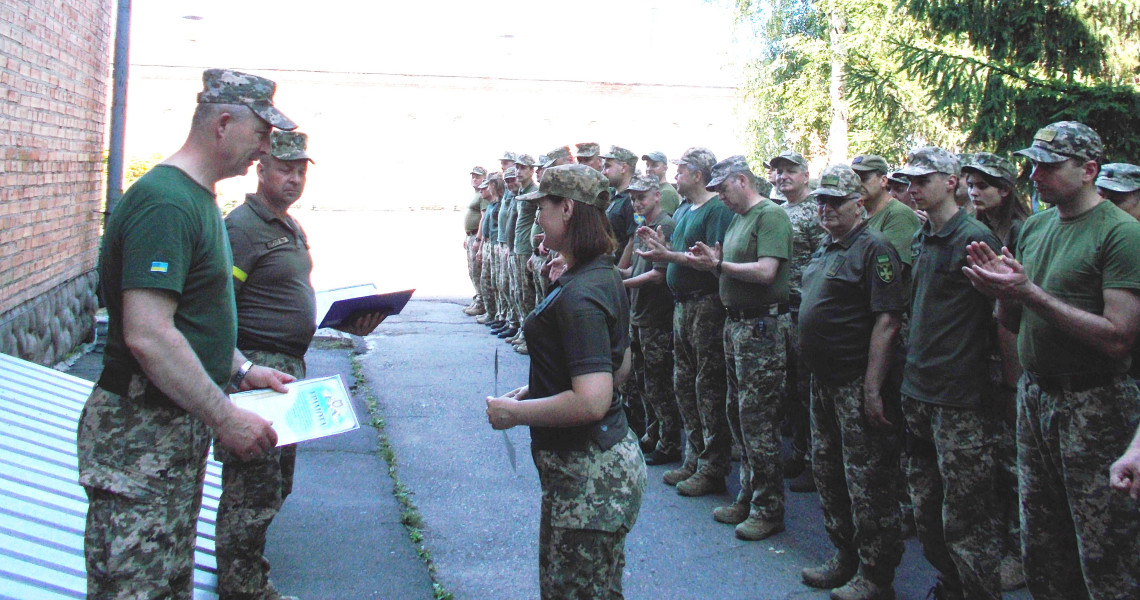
[351,357,455,600]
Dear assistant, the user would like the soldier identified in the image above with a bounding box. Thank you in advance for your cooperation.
[885,170,915,210]
[798,165,907,600]
[476,173,504,327]
[621,173,682,465]
[687,156,792,541]
[463,166,488,317]
[218,131,383,600]
[530,147,576,304]
[854,155,922,271]
[601,146,639,263]
[500,150,517,173]
[899,147,1004,600]
[964,121,1140,599]
[576,142,604,171]
[509,155,539,352]
[771,150,825,494]
[76,68,291,598]
[635,147,735,496]
[493,167,520,339]
[1096,162,1140,220]
[642,151,682,215]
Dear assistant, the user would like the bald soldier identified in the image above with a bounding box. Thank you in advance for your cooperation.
[77,69,293,598]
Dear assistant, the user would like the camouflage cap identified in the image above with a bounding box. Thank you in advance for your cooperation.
[898,146,961,177]
[197,68,296,131]
[1014,121,1103,164]
[600,145,638,167]
[671,147,718,172]
[809,164,862,199]
[544,145,573,167]
[269,130,313,163]
[470,166,487,177]
[769,150,808,170]
[641,151,667,164]
[478,171,502,190]
[516,164,611,211]
[500,151,517,162]
[851,154,890,174]
[886,169,908,185]
[627,172,661,193]
[514,154,536,167]
[503,166,519,180]
[1097,163,1140,193]
[536,155,548,167]
[705,155,755,191]
[575,142,600,158]
[961,152,1016,184]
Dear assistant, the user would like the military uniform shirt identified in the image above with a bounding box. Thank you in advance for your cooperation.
[606,189,636,260]
[782,197,825,304]
[99,165,237,386]
[513,181,539,255]
[524,255,630,451]
[666,196,735,295]
[719,200,793,309]
[497,191,516,246]
[464,192,483,235]
[482,199,500,241]
[1016,201,1140,375]
[799,222,908,386]
[629,212,676,328]
[902,209,999,407]
[865,198,922,266]
[659,182,682,216]
[226,194,317,359]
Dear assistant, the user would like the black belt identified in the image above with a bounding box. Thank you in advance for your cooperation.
[724,304,789,320]
[673,289,714,303]
[96,368,177,408]
[1024,371,1121,393]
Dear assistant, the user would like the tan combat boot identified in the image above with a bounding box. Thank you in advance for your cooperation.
[802,551,858,589]
[675,471,726,497]
[734,515,784,541]
[712,501,749,525]
[829,575,894,600]
[662,464,695,486]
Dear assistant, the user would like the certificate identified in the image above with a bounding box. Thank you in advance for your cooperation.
[230,375,359,446]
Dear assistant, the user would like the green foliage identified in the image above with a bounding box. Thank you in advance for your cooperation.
[124,153,164,190]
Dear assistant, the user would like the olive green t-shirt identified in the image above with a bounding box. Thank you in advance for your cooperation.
[100,165,237,386]
[497,191,516,245]
[514,181,539,255]
[666,196,735,295]
[720,200,792,308]
[1016,201,1140,375]
[865,199,922,266]
[463,192,482,234]
[630,212,676,328]
[659,182,681,216]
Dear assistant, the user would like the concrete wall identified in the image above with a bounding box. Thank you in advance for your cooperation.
[0,0,112,364]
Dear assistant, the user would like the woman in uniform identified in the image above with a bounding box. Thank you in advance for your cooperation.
[486,163,647,600]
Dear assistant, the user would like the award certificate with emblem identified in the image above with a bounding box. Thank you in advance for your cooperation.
[230,375,359,446]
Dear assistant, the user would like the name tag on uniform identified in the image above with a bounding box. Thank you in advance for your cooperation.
[266,236,290,250]
[826,255,845,277]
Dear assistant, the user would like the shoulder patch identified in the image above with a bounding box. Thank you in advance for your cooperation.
[874,254,895,283]
[150,261,169,273]
[265,236,290,250]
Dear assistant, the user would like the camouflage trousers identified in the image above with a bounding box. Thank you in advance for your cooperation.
[78,373,212,599]
[479,243,498,320]
[532,253,551,303]
[724,315,786,521]
[514,253,536,329]
[634,324,681,455]
[497,245,516,324]
[673,294,730,477]
[810,374,903,586]
[215,350,305,600]
[902,398,1002,600]
[534,430,647,600]
[466,233,481,302]
[778,312,810,459]
[1017,374,1140,600]
[620,324,648,439]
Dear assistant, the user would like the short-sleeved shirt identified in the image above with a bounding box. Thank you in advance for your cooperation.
[513,180,539,255]
[630,212,676,328]
[481,199,500,241]
[866,199,922,266]
[666,196,735,295]
[226,193,317,358]
[799,222,908,386]
[100,165,237,386]
[524,255,631,451]
[903,209,999,407]
[659,182,682,216]
[1016,201,1140,375]
[720,200,793,309]
[463,192,483,234]
[606,189,636,261]
[782,197,826,304]
[497,191,516,245]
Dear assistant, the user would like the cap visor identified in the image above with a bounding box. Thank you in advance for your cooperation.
[769,157,802,169]
[809,188,851,198]
[252,105,297,131]
[1098,180,1140,193]
[274,151,314,163]
[1013,147,1066,163]
[896,165,936,177]
[516,190,546,202]
[704,175,727,192]
[961,165,1007,181]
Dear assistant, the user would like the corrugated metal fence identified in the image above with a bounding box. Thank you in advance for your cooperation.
[0,353,220,599]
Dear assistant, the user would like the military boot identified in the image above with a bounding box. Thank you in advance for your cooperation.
[829,575,894,600]
[675,471,726,497]
[712,501,749,525]
[662,463,696,486]
[264,581,300,600]
[802,551,858,589]
[734,515,784,541]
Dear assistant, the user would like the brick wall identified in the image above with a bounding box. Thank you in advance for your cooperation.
[0,0,112,362]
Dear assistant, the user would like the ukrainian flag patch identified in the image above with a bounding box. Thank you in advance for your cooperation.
[150,261,169,273]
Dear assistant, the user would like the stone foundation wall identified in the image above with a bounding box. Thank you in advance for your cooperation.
[0,270,98,366]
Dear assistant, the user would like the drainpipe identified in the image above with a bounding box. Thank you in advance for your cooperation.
[105,0,130,223]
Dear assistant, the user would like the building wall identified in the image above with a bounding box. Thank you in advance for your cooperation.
[0,0,112,364]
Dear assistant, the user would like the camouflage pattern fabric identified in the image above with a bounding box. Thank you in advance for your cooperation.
[620,324,648,440]
[269,130,312,162]
[496,245,516,324]
[635,324,681,456]
[705,155,755,190]
[599,145,638,168]
[902,398,1002,599]
[532,253,551,303]
[671,147,718,173]
[673,295,730,477]
[782,198,825,301]
[810,374,904,586]
[1014,120,1103,163]
[898,146,961,177]
[778,313,811,460]
[514,253,536,323]
[810,164,862,198]
[769,150,808,169]
[197,68,295,131]
[780,200,822,463]
[479,244,498,319]
[517,164,611,211]
[533,430,647,600]
[961,152,1016,185]
[77,374,212,599]
[1096,162,1140,192]
[215,351,305,600]
[467,233,482,302]
[724,316,786,521]
[1017,374,1140,599]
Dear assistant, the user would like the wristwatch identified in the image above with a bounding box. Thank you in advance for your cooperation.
[231,360,254,390]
